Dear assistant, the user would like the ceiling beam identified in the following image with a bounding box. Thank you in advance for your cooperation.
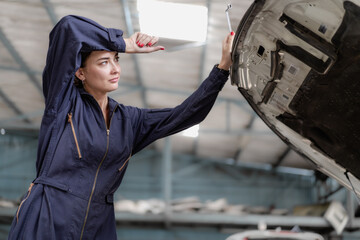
[41,0,59,26]
[0,88,32,124]
[0,65,42,75]
[0,28,42,94]
[273,146,291,168]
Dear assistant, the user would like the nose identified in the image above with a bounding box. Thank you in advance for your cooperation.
[110,60,121,74]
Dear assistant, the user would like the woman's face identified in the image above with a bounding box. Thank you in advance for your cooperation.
[76,51,121,95]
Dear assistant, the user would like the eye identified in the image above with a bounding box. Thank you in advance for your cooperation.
[115,56,120,62]
[100,61,108,65]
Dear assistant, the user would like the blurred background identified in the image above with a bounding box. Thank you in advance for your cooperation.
[0,0,359,239]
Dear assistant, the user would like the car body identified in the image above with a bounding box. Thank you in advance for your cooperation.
[226,229,324,240]
[231,0,360,194]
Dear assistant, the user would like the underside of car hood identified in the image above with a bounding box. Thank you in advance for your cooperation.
[231,0,360,193]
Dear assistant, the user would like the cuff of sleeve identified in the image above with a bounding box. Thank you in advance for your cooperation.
[206,65,229,91]
[108,28,126,52]
[214,64,230,76]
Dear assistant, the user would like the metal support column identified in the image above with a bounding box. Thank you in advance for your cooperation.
[162,137,172,227]
[347,189,355,228]
[120,0,148,108]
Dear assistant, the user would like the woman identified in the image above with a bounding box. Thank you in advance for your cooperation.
[8,15,234,239]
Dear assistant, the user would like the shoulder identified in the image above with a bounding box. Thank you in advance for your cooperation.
[119,105,143,118]
[110,98,143,120]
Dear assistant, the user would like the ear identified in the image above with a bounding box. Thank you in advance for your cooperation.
[75,68,85,81]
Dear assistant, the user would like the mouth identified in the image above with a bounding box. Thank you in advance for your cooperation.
[109,77,119,83]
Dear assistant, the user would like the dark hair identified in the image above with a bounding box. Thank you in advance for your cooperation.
[74,51,92,88]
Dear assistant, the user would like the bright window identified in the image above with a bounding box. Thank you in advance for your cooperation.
[137,0,208,42]
[182,124,199,138]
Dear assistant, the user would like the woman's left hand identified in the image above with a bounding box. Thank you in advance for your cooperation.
[124,32,165,53]
[218,32,235,71]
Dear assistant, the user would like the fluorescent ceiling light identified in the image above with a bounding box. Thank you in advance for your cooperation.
[182,124,199,138]
[137,0,208,42]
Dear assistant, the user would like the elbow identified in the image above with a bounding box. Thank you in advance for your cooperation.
[52,15,82,34]
[50,15,73,39]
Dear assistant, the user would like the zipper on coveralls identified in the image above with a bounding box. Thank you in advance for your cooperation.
[118,153,132,173]
[68,113,82,159]
[79,106,118,240]
[16,183,34,223]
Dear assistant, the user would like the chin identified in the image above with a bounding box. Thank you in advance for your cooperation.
[107,83,119,92]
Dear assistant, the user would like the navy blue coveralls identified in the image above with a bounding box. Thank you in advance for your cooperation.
[8,15,229,239]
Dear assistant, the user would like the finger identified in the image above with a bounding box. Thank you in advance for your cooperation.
[134,33,144,47]
[226,32,234,44]
[143,45,165,53]
[128,32,143,50]
[137,34,151,47]
[147,36,159,47]
[224,33,234,50]
[132,32,141,44]
[142,35,153,47]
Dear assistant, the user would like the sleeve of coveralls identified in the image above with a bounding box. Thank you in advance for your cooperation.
[130,66,229,155]
[42,15,126,113]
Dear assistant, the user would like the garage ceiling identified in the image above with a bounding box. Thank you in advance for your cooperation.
[0,0,314,171]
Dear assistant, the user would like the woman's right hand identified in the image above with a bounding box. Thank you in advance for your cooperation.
[124,32,165,53]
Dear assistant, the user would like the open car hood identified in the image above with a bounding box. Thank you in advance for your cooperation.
[231,0,360,193]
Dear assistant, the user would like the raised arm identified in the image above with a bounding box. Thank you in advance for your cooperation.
[130,32,234,154]
[130,66,229,154]
[42,15,164,113]
[42,15,127,112]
